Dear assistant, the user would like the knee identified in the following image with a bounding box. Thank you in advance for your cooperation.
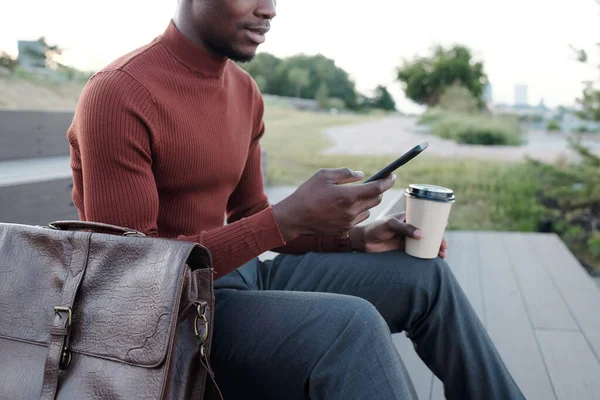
[329,296,390,339]
[415,256,453,286]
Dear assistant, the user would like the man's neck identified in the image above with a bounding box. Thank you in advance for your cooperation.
[172,13,213,58]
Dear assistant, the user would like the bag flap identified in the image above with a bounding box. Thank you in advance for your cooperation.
[0,223,210,368]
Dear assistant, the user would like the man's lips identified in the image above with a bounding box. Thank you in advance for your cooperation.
[243,26,270,44]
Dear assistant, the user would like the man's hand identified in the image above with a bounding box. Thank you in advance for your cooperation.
[348,212,448,258]
[272,168,395,241]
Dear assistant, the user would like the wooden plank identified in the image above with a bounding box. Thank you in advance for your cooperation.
[503,233,578,330]
[0,178,78,225]
[477,232,556,400]
[0,110,73,161]
[392,333,432,400]
[530,234,600,361]
[445,231,484,322]
[536,330,600,400]
[431,377,444,400]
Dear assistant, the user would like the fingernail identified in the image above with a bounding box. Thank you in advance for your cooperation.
[354,170,364,177]
[392,174,397,181]
[414,229,423,238]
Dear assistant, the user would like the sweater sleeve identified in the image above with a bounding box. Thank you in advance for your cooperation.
[70,70,285,277]
[223,81,346,255]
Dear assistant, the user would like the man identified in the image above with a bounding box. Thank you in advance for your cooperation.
[68,0,525,398]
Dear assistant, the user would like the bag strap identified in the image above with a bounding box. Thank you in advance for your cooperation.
[40,233,92,400]
[201,357,224,400]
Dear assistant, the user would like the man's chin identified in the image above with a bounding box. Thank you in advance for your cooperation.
[229,48,257,63]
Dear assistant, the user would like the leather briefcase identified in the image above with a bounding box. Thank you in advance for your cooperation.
[0,220,222,399]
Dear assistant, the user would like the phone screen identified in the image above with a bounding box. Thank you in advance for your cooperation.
[363,141,428,183]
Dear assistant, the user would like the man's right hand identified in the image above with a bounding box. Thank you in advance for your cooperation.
[271,168,396,242]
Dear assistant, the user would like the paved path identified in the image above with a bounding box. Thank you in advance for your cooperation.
[324,116,600,163]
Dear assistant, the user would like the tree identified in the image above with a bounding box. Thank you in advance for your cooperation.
[372,85,396,111]
[574,1,600,122]
[287,68,310,98]
[315,81,329,110]
[438,83,479,114]
[396,44,487,108]
[528,0,600,271]
[0,52,18,72]
[239,52,283,94]
[239,52,360,109]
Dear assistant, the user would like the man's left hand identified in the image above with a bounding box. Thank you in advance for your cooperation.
[348,212,448,258]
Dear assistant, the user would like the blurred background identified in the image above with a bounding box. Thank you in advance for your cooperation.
[1,1,600,397]
[2,0,597,277]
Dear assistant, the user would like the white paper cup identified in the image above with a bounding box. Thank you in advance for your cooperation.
[404,184,455,259]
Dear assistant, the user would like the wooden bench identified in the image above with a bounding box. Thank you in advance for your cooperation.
[262,188,600,400]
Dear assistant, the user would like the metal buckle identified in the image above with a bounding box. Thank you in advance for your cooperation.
[194,303,209,343]
[54,306,72,327]
[60,349,72,369]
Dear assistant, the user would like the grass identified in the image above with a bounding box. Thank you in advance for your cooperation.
[260,106,538,232]
[260,104,600,273]
[419,108,523,146]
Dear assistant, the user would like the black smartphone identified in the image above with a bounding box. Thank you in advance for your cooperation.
[363,141,429,183]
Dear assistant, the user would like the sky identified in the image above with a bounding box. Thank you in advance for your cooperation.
[1,0,598,113]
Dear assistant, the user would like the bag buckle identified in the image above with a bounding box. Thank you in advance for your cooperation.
[54,306,72,327]
[194,301,209,359]
[54,306,73,369]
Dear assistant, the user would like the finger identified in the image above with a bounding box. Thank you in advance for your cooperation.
[386,218,422,239]
[318,168,364,185]
[356,193,384,213]
[355,174,396,200]
[388,212,407,222]
[439,249,447,258]
[350,210,371,227]
[441,238,449,250]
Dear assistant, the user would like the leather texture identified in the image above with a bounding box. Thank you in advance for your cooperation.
[0,221,218,400]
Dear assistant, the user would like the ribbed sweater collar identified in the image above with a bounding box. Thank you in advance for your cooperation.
[159,20,228,78]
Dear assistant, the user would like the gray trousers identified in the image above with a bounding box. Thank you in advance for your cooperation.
[212,251,525,400]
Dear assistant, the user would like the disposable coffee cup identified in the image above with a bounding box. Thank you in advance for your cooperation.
[404,184,455,259]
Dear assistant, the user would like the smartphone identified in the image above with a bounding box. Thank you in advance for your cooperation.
[363,141,429,183]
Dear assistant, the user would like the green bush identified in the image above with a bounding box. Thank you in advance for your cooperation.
[589,233,600,259]
[547,120,561,131]
[438,84,480,114]
[528,142,600,270]
[0,52,18,72]
[488,163,545,231]
[417,107,447,125]
[430,112,523,145]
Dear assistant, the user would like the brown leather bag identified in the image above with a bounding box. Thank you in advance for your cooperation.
[0,220,222,399]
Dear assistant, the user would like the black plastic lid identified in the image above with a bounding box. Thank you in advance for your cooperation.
[405,184,456,203]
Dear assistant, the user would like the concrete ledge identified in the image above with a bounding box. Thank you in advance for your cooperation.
[0,177,78,225]
[0,110,73,161]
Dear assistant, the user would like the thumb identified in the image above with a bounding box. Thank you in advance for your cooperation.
[386,217,423,239]
[321,168,365,185]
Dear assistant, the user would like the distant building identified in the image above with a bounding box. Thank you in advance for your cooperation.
[483,83,493,105]
[17,40,46,69]
[515,84,528,106]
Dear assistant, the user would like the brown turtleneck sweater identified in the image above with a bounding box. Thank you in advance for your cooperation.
[68,21,346,277]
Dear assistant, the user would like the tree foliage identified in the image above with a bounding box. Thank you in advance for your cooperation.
[240,53,359,109]
[0,51,18,72]
[396,45,487,108]
[529,1,600,270]
[371,85,396,111]
[438,83,479,114]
